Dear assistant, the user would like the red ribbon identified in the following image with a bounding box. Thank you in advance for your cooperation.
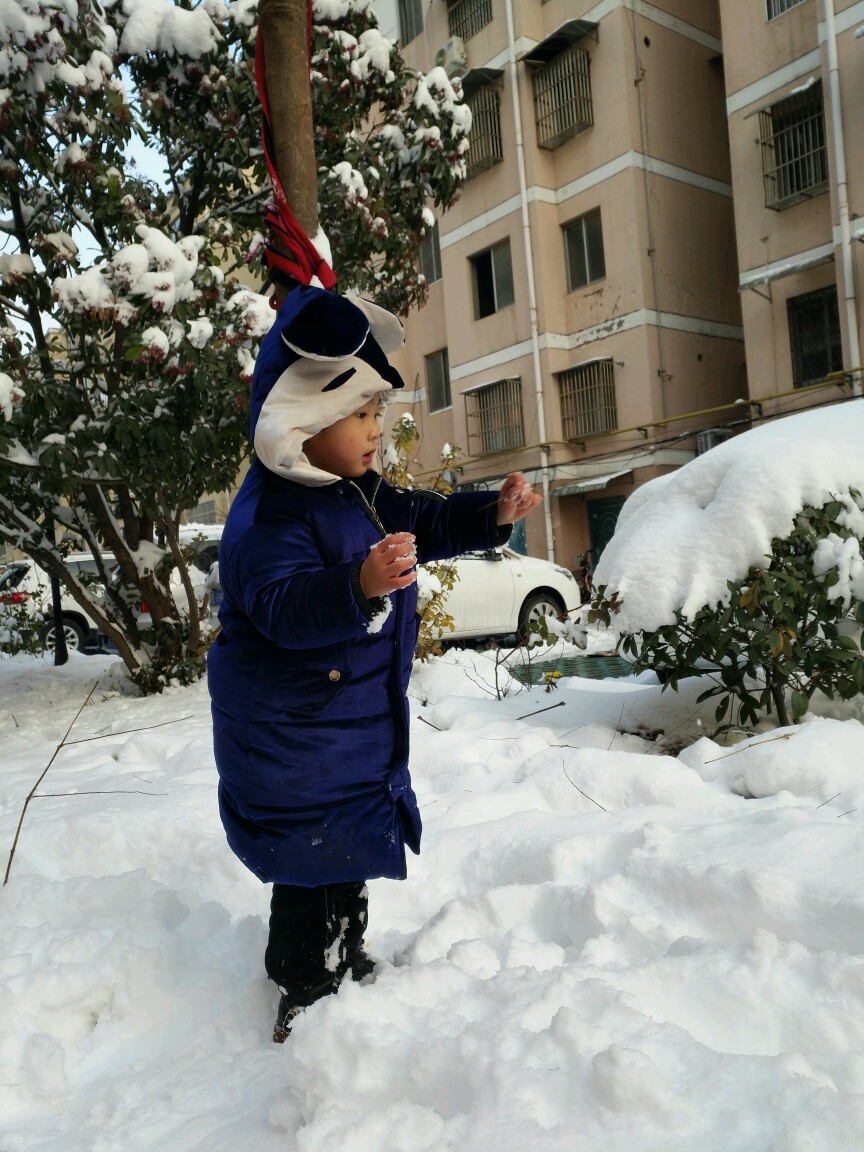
[255,7,336,290]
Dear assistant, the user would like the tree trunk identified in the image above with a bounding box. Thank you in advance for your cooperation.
[769,673,790,727]
[258,0,319,238]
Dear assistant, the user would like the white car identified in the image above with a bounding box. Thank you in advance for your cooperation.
[0,553,114,652]
[434,547,580,642]
[198,536,575,643]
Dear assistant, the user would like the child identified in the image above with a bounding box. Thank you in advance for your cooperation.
[208,286,541,1042]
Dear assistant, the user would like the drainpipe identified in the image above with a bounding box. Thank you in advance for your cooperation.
[628,0,669,417]
[823,0,862,395]
[503,0,555,561]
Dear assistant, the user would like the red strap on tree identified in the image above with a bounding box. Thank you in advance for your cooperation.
[255,11,336,290]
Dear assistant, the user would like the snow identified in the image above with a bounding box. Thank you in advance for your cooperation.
[0,254,35,280]
[57,228,208,322]
[3,646,864,1148]
[330,160,369,203]
[595,401,864,633]
[118,0,223,58]
[0,370,24,421]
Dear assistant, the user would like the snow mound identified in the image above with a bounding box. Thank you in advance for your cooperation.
[596,401,864,632]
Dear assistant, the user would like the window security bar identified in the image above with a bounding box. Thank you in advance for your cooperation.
[447,0,493,42]
[558,360,617,440]
[533,45,593,150]
[766,0,806,19]
[759,86,828,209]
[466,85,503,178]
[465,378,525,455]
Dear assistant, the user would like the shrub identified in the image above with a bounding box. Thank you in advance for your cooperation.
[590,495,864,729]
[381,413,463,658]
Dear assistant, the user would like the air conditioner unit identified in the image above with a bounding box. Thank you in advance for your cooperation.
[695,427,733,456]
[435,37,469,79]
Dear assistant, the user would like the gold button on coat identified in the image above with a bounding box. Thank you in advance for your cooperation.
[328,669,341,682]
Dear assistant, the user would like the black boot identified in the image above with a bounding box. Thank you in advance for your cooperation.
[266,881,372,1042]
[272,975,339,1044]
[339,944,376,983]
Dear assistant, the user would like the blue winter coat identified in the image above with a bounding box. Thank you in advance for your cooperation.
[208,463,502,886]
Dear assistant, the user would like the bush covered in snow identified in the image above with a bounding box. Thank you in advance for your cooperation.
[590,404,864,730]
[594,495,864,728]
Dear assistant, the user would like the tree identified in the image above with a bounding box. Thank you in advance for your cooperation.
[0,0,471,690]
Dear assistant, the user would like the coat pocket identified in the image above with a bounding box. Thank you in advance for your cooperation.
[250,644,349,720]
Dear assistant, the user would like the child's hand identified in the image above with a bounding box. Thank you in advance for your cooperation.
[497,473,542,524]
[360,532,417,598]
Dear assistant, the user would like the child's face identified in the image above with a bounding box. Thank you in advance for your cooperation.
[303,395,386,478]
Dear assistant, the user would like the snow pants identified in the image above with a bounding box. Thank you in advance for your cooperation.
[264,880,368,1003]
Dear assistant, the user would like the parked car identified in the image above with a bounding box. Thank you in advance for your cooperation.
[112,527,576,645]
[436,547,580,642]
[0,553,114,652]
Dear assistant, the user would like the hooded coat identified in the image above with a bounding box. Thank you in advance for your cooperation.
[208,288,504,886]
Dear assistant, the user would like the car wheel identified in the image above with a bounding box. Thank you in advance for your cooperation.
[517,591,565,643]
[41,617,88,653]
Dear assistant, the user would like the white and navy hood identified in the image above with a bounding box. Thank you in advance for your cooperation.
[250,285,405,486]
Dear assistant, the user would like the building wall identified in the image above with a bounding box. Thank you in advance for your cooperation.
[719,0,864,420]
[394,0,744,565]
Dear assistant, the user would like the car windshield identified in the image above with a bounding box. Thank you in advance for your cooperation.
[0,565,28,590]
[67,557,113,585]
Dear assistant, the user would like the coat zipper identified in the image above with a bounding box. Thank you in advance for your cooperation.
[348,477,387,538]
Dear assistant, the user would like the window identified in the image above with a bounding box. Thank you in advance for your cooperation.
[558,360,618,439]
[465,379,525,455]
[787,286,843,387]
[465,84,503,178]
[759,83,828,209]
[471,241,514,319]
[447,0,492,41]
[418,221,442,284]
[186,498,216,525]
[425,349,451,412]
[532,45,593,150]
[564,209,605,291]
[767,0,806,18]
[397,0,423,44]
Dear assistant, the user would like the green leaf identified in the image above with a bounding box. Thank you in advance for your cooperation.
[791,690,809,720]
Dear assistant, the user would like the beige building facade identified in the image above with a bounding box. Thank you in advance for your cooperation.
[391,0,745,568]
[719,0,863,421]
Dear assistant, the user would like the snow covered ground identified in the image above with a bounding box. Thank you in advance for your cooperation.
[3,647,864,1151]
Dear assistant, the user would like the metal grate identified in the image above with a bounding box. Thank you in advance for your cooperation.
[766,0,806,18]
[447,0,493,42]
[558,360,617,440]
[759,85,828,209]
[510,654,632,684]
[465,84,503,178]
[787,286,843,387]
[465,378,525,455]
[185,498,216,525]
[533,45,593,150]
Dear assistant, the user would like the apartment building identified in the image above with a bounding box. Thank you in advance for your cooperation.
[390,0,745,568]
[718,0,863,419]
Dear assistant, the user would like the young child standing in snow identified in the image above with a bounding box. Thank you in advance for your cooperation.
[208,286,541,1042]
